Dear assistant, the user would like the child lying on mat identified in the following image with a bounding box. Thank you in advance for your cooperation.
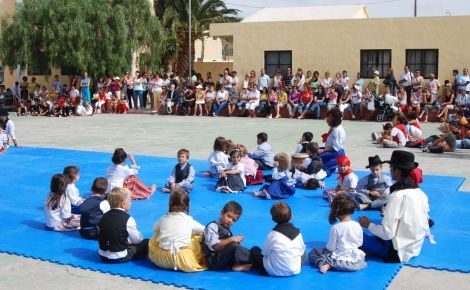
[203,201,252,271]
[309,194,366,273]
[44,174,80,231]
[323,155,358,204]
[250,202,306,276]
[162,148,195,194]
[106,148,157,200]
[98,188,149,263]
[148,188,207,272]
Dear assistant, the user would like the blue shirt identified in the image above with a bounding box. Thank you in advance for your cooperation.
[248,142,274,167]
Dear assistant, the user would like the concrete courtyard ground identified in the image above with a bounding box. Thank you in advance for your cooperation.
[1,114,469,289]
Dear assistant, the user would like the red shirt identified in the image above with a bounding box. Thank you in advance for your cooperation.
[395,123,408,139]
[301,90,313,102]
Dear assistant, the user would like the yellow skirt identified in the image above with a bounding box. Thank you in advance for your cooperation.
[148,232,208,273]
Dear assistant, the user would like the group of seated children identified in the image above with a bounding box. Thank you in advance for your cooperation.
[323,155,394,213]
[206,132,327,199]
[373,111,467,153]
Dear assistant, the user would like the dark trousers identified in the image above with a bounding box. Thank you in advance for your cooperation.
[250,246,268,275]
[143,90,148,108]
[79,228,99,240]
[405,85,412,104]
[100,239,149,264]
[206,243,251,270]
[361,233,400,263]
[127,88,134,109]
[255,159,273,171]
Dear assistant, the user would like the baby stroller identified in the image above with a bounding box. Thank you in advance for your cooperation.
[374,95,396,122]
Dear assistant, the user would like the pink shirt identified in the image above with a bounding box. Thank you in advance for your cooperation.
[240,156,258,176]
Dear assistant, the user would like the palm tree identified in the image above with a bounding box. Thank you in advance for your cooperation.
[154,0,239,76]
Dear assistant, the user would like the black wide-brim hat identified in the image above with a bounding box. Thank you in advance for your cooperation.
[366,155,385,168]
[384,150,418,170]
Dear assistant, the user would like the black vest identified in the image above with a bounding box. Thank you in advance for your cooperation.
[80,196,106,229]
[98,209,130,252]
[175,163,192,184]
[203,220,233,254]
[273,222,300,241]
[306,153,324,175]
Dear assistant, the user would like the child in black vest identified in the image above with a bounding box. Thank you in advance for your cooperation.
[79,177,110,240]
[162,149,195,193]
[354,155,393,210]
[294,131,314,154]
[98,187,148,263]
[203,201,252,271]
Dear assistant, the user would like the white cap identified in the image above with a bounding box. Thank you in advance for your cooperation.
[374,70,380,75]
[196,84,203,89]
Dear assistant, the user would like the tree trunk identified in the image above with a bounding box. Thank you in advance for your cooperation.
[176,35,196,78]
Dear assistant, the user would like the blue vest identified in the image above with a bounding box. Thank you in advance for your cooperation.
[367,174,389,193]
[80,196,106,229]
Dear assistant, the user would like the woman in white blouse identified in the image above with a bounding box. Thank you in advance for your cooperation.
[148,188,207,272]
[359,150,431,263]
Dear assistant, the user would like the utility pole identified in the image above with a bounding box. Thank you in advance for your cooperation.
[188,0,192,84]
[414,0,417,17]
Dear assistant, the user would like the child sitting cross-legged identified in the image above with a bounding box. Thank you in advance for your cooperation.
[148,188,207,272]
[203,201,252,271]
[308,194,367,273]
[79,177,110,240]
[294,131,314,154]
[216,149,246,193]
[98,188,149,263]
[44,174,81,231]
[354,155,393,211]
[238,144,264,185]
[253,153,296,199]
[250,202,306,276]
[207,136,229,178]
[323,155,358,204]
[248,132,275,170]
[162,148,195,193]
[106,148,157,200]
[63,166,84,214]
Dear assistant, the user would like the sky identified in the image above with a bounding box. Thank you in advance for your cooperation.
[225,0,470,18]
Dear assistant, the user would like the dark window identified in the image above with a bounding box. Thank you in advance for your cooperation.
[360,49,391,78]
[27,52,51,75]
[264,51,292,77]
[406,49,439,78]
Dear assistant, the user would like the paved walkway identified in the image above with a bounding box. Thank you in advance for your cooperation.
[2,114,469,289]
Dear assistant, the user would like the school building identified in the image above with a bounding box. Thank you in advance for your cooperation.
[209,5,470,86]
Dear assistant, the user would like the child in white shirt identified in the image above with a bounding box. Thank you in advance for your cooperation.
[323,155,358,204]
[250,202,306,276]
[253,153,296,199]
[44,174,80,231]
[309,194,366,273]
[0,123,9,153]
[63,166,84,214]
[216,149,246,193]
[148,188,207,272]
[106,148,156,200]
[207,137,229,178]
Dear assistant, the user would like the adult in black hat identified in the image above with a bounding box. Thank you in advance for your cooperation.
[358,150,430,263]
[0,109,20,147]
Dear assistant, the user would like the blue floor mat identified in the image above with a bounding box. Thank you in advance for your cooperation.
[0,147,467,289]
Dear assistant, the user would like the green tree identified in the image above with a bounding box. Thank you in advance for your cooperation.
[155,0,239,76]
[0,0,163,79]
